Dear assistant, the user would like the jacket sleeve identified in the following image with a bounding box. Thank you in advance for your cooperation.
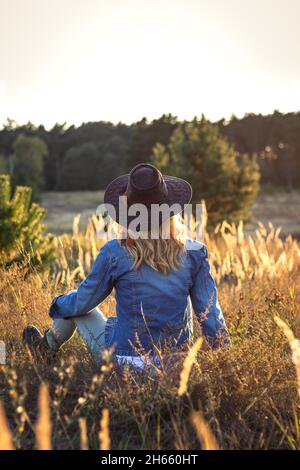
[49,244,114,319]
[189,245,230,349]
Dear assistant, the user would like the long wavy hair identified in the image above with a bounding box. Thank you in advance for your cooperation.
[121,216,186,274]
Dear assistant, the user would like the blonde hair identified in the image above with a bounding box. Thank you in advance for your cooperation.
[122,216,186,275]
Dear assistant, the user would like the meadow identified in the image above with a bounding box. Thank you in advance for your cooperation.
[41,190,300,238]
[0,211,300,450]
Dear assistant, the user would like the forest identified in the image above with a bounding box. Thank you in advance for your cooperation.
[0,110,299,194]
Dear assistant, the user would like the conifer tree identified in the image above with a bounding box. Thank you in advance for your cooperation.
[152,116,260,227]
[0,175,55,268]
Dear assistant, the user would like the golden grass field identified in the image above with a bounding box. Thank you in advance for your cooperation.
[0,216,300,450]
[41,190,300,238]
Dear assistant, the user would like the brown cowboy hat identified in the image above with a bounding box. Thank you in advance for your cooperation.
[103,163,192,230]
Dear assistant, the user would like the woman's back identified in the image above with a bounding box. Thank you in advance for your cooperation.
[105,238,195,355]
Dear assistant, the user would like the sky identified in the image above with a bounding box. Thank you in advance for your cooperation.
[0,0,300,128]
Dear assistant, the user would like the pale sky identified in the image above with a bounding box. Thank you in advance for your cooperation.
[0,0,300,128]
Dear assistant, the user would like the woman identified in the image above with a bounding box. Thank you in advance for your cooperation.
[23,163,230,368]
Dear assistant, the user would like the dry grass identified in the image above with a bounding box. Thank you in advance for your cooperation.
[41,190,300,238]
[0,219,300,450]
[191,411,219,450]
[178,338,203,397]
[99,409,110,451]
[0,400,14,450]
[35,383,52,450]
[274,316,300,398]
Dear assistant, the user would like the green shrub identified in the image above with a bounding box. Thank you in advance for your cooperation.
[0,174,55,268]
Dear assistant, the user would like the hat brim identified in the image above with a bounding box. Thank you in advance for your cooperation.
[103,173,192,229]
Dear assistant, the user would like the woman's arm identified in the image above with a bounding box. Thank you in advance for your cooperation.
[190,245,230,349]
[49,244,114,319]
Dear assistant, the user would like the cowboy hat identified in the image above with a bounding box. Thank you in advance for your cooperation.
[104,163,192,230]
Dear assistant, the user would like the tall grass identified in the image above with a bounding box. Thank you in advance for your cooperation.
[0,401,14,450]
[0,218,299,449]
[52,216,300,287]
[191,411,219,450]
[274,316,300,398]
[36,384,52,450]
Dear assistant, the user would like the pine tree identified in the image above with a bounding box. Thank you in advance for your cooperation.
[0,175,56,268]
[152,116,260,227]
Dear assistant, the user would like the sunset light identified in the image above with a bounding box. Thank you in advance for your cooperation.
[1,0,300,127]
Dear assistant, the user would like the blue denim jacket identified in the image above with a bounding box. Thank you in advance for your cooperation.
[49,239,230,355]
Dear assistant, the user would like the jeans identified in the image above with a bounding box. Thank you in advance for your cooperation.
[47,307,107,364]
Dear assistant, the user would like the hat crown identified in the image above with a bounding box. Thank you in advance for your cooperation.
[130,164,161,190]
[127,163,167,205]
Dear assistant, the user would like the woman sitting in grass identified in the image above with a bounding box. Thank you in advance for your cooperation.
[23,163,229,369]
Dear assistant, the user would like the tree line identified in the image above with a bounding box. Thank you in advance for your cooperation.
[0,111,299,194]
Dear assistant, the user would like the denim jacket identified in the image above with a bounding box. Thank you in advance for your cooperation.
[49,239,230,356]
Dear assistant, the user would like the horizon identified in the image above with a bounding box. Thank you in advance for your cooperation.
[2,107,300,132]
[1,0,300,129]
